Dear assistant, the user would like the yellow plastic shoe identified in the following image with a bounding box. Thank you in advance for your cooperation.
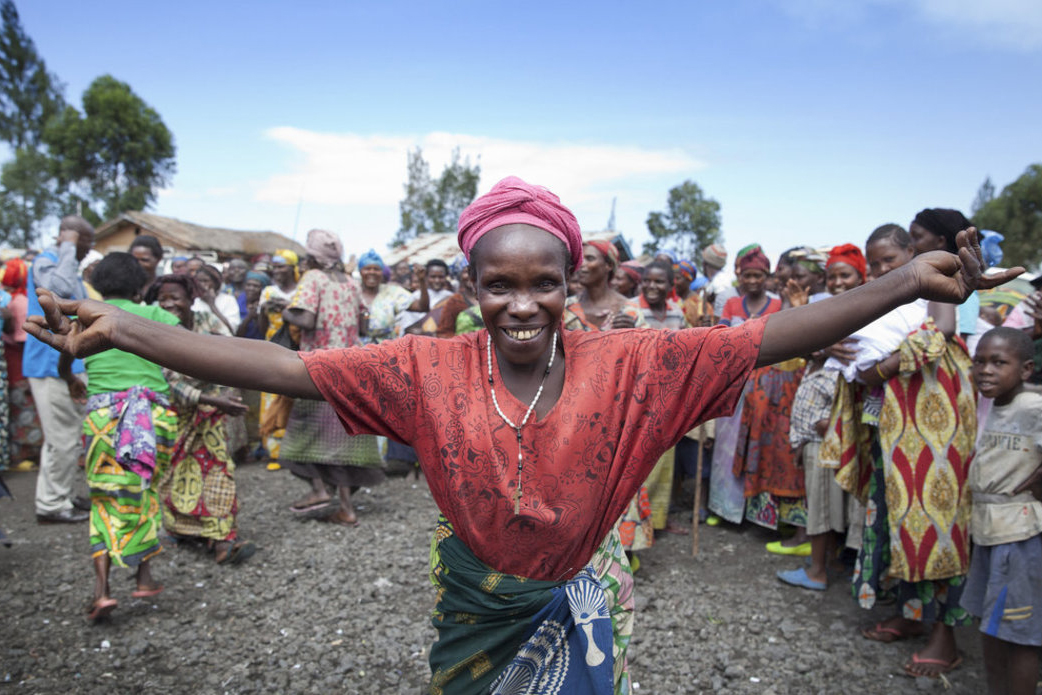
[266,462,281,471]
[766,540,811,556]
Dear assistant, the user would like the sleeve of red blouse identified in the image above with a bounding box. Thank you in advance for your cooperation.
[298,338,421,443]
[635,316,765,445]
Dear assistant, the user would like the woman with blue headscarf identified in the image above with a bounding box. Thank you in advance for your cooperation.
[357,248,432,476]
[357,249,427,345]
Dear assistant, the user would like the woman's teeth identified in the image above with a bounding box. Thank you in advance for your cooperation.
[505,327,541,341]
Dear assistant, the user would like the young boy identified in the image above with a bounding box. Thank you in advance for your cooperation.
[964,326,1042,695]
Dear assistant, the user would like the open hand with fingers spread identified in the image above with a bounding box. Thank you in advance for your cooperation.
[24,289,124,359]
[909,228,1023,304]
[783,278,809,308]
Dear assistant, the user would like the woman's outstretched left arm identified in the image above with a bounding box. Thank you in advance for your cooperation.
[757,229,1022,367]
[25,291,321,399]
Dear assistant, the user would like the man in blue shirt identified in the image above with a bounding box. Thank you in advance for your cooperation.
[26,215,94,523]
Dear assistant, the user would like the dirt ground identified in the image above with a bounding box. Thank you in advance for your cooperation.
[0,464,1000,694]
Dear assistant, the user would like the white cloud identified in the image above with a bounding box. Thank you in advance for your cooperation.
[914,0,1042,50]
[253,128,703,212]
[776,0,1042,51]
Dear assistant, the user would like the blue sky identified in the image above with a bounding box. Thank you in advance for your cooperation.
[17,0,1042,270]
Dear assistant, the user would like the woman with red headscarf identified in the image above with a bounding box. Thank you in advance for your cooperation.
[27,176,1013,694]
[3,258,40,466]
[776,244,867,592]
[712,246,814,558]
[710,246,805,541]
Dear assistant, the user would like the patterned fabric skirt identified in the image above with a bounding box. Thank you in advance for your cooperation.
[832,329,974,583]
[744,492,807,530]
[734,361,805,499]
[710,362,807,531]
[850,435,970,626]
[84,403,177,567]
[644,449,674,530]
[618,485,654,552]
[7,372,42,466]
[280,399,385,489]
[708,400,746,524]
[429,517,634,695]
[156,406,238,542]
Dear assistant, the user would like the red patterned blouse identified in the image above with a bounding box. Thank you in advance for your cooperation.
[301,319,764,580]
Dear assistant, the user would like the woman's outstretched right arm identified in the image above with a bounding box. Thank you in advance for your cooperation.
[25,290,321,400]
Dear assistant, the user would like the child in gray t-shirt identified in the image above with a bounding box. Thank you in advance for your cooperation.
[962,327,1042,694]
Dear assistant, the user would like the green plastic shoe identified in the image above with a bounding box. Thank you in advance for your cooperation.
[766,540,811,556]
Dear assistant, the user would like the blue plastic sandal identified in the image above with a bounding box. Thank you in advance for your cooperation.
[776,567,826,591]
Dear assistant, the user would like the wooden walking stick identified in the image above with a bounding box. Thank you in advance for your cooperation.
[691,429,705,556]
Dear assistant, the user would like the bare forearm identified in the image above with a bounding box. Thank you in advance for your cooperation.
[112,312,319,398]
[282,307,316,330]
[409,286,430,312]
[35,243,82,298]
[58,352,74,382]
[928,301,955,338]
[758,266,916,367]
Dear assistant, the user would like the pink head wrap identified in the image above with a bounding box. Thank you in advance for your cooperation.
[457,176,584,271]
[305,228,343,270]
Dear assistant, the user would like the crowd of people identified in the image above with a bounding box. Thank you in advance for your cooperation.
[2,176,1041,694]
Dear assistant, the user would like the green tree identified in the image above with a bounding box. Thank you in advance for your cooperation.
[45,75,175,220]
[973,164,1042,269]
[0,0,64,150]
[395,146,479,246]
[0,146,58,245]
[0,0,66,244]
[644,180,722,259]
[396,147,434,243]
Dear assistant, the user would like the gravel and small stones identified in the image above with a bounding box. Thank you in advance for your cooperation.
[0,466,987,693]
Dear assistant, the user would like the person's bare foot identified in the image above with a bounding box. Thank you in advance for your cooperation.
[664,520,690,535]
[322,509,358,527]
[780,527,810,547]
[289,492,333,511]
[87,596,118,621]
[904,624,960,678]
[131,583,164,598]
[861,615,925,643]
[214,539,257,564]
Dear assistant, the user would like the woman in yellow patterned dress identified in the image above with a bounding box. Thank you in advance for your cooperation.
[146,274,256,565]
[825,220,975,679]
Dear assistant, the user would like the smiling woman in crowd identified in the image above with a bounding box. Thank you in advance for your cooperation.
[27,176,1014,695]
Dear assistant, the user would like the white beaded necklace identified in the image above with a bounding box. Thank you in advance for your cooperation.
[486,330,558,515]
